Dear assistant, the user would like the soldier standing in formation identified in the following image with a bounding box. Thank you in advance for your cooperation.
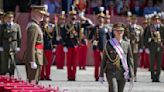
[0,12,21,76]
[23,5,49,84]
[64,9,80,81]
[144,14,164,82]
[127,15,144,81]
[78,11,94,70]
[40,14,54,81]
[89,7,108,81]
[99,23,134,92]
[53,12,67,69]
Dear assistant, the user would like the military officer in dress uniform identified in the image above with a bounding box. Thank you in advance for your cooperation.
[144,14,164,82]
[64,9,80,81]
[89,7,108,81]
[52,12,67,69]
[0,11,21,76]
[23,5,49,84]
[127,15,144,81]
[40,13,55,81]
[78,11,94,70]
[99,23,134,92]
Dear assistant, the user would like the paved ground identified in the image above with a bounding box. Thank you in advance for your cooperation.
[15,65,164,92]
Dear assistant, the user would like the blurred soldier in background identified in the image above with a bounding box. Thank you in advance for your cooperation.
[52,12,67,69]
[144,14,164,82]
[89,7,108,81]
[41,14,54,81]
[127,15,144,81]
[78,11,94,70]
[0,11,21,76]
[64,8,80,81]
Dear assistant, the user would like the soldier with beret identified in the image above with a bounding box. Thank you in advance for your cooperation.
[127,15,144,81]
[23,5,49,84]
[89,7,108,81]
[0,11,21,76]
[144,14,164,82]
[99,23,134,92]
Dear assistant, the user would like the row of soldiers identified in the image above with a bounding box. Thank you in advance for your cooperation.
[0,5,164,85]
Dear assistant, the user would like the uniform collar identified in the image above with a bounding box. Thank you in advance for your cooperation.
[31,18,40,25]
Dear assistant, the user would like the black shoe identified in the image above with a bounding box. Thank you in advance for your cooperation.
[156,79,160,82]
[40,78,45,80]
[46,78,52,81]
[68,79,76,81]
[95,78,99,81]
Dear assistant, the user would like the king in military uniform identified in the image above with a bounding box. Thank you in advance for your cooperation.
[23,5,49,84]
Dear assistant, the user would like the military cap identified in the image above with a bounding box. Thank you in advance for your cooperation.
[4,11,14,17]
[113,23,125,31]
[152,14,160,20]
[130,15,137,20]
[60,11,66,19]
[31,5,49,16]
[105,10,110,19]
[69,9,77,15]
[97,7,105,18]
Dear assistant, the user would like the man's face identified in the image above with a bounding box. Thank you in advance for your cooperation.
[98,17,104,24]
[113,29,124,38]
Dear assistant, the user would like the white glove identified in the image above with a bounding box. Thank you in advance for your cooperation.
[98,77,104,84]
[63,47,68,53]
[52,48,56,53]
[15,47,20,52]
[30,62,37,69]
[139,49,143,53]
[145,48,150,54]
[0,47,3,51]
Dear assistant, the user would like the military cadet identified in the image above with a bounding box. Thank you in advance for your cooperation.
[0,11,21,76]
[23,5,49,84]
[40,13,55,81]
[144,14,164,82]
[99,23,134,92]
[127,15,144,81]
[89,7,108,81]
[64,9,80,81]
[78,11,94,70]
[52,12,67,69]
[0,9,4,75]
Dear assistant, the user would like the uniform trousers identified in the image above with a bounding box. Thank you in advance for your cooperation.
[55,45,65,69]
[67,46,78,80]
[25,63,41,84]
[41,50,53,79]
[93,49,101,81]
[79,44,87,69]
[149,43,162,81]
[0,51,15,76]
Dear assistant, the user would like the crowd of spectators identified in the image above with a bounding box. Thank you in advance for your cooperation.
[2,0,164,17]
